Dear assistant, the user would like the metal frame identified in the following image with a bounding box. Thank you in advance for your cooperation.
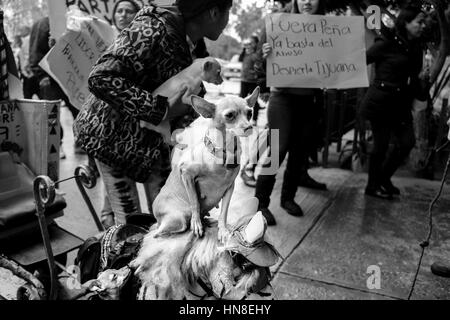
[29,164,104,300]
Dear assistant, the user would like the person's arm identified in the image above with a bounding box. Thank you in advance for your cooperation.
[87,16,168,125]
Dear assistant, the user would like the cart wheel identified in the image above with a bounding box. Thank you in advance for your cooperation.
[17,284,44,300]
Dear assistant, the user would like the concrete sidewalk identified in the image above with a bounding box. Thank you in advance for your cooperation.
[57,103,450,300]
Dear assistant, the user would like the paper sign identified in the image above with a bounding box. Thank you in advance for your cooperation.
[265,13,369,89]
[0,99,61,181]
[40,14,116,110]
[47,0,156,39]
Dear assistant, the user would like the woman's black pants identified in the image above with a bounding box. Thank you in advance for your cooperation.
[255,92,317,209]
[366,117,416,189]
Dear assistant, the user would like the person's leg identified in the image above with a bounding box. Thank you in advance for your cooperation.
[381,119,415,194]
[239,81,251,98]
[95,159,142,225]
[22,77,35,99]
[365,118,393,199]
[297,96,327,190]
[254,92,292,224]
[279,96,316,216]
[142,149,171,214]
[100,192,115,228]
[240,82,264,187]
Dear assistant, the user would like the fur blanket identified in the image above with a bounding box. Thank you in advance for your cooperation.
[131,220,274,300]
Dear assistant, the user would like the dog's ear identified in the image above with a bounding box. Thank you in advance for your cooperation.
[245,86,260,109]
[203,60,213,72]
[190,95,216,118]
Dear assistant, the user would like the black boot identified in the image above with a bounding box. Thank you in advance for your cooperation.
[380,179,400,195]
[365,185,393,200]
[298,173,327,190]
[281,199,304,217]
[259,207,276,226]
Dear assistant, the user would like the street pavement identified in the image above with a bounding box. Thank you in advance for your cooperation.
[56,79,450,300]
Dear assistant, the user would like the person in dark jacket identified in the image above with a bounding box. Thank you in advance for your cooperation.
[29,16,82,158]
[253,0,327,226]
[73,0,233,225]
[361,6,429,200]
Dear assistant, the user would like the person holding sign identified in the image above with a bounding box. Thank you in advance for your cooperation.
[254,0,327,225]
[361,6,429,200]
[74,0,233,225]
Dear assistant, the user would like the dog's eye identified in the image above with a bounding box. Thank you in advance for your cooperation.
[247,110,252,120]
[225,112,236,121]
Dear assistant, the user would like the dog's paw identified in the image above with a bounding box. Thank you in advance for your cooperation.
[217,226,231,244]
[190,215,203,237]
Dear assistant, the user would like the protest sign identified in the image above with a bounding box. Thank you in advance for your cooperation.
[265,13,369,89]
[47,0,160,39]
[0,99,61,181]
[40,11,117,110]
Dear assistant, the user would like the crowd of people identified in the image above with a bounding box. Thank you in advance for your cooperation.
[8,0,448,278]
[8,0,433,227]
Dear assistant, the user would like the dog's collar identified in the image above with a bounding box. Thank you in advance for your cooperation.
[203,135,240,169]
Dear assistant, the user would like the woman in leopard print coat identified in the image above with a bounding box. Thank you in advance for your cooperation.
[74,0,233,225]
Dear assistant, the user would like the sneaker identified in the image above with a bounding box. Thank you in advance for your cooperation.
[59,147,66,159]
[364,186,393,200]
[298,174,327,190]
[259,207,276,226]
[431,262,450,278]
[281,200,304,217]
[241,169,256,187]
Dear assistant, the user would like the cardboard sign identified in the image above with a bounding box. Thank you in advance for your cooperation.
[47,0,162,39]
[0,99,61,181]
[265,13,369,89]
[40,13,116,110]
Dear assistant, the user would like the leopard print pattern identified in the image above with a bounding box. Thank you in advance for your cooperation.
[74,6,200,183]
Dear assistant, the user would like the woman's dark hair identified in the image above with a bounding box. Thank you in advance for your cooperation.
[395,5,424,39]
[291,0,326,15]
[177,0,233,21]
[112,0,141,28]
[250,35,259,45]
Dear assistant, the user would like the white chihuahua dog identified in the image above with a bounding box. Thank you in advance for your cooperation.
[152,87,260,243]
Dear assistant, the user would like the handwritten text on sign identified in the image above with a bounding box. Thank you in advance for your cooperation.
[40,16,116,110]
[266,13,369,89]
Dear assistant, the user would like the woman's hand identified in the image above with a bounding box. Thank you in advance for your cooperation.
[166,86,191,120]
[262,43,272,59]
